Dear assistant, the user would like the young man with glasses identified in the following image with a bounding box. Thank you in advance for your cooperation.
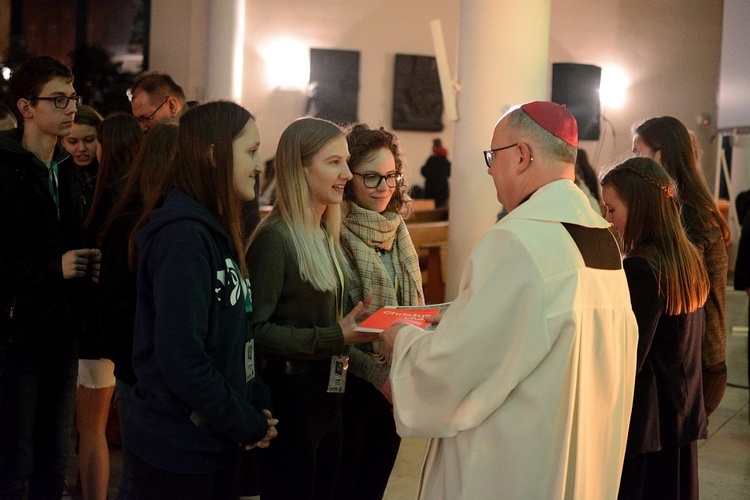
[0,55,101,499]
[380,102,638,499]
[128,71,187,133]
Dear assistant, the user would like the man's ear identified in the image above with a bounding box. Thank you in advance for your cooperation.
[208,144,216,167]
[17,99,33,120]
[167,96,180,117]
[515,142,534,174]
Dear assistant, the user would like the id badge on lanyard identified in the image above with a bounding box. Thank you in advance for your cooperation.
[326,234,348,393]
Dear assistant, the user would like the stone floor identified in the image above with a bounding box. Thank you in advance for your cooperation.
[66,288,750,499]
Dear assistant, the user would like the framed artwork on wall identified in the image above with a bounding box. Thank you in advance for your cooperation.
[392,53,443,132]
[306,48,360,125]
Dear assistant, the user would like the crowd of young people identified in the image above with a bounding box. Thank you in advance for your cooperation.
[0,55,728,500]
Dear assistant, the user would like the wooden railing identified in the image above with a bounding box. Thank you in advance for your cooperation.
[406,220,449,304]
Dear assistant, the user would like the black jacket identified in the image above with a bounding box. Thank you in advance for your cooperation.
[420,154,451,208]
[623,256,707,456]
[735,190,750,291]
[99,210,139,383]
[0,128,84,346]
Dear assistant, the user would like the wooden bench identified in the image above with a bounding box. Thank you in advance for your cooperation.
[406,220,449,304]
[410,206,448,223]
[410,199,448,223]
[411,199,436,211]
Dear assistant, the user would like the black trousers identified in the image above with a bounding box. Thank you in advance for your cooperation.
[335,374,400,500]
[257,370,344,500]
[619,441,699,500]
[129,452,235,500]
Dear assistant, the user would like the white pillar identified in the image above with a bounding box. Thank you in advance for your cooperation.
[206,0,245,101]
[149,0,209,101]
[730,134,750,238]
[731,135,750,197]
[445,0,552,299]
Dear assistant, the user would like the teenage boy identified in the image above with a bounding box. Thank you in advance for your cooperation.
[0,56,100,499]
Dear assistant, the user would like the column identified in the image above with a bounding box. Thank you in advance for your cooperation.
[206,0,245,101]
[445,0,552,299]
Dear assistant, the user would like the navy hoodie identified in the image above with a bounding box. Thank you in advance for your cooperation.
[128,188,271,474]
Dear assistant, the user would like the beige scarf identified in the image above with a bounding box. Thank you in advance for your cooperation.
[342,201,424,362]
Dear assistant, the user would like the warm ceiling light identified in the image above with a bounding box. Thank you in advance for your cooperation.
[599,65,629,109]
[261,38,310,90]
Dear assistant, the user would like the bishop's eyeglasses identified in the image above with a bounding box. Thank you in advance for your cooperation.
[482,143,518,168]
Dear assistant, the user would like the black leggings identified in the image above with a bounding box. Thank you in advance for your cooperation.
[257,371,344,500]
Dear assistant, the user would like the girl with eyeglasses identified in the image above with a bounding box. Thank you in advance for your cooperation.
[335,124,423,500]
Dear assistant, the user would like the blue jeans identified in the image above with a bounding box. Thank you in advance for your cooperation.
[0,339,78,500]
[115,379,136,500]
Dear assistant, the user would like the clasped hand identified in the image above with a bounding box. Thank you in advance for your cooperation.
[243,409,278,450]
[62,248,101,281]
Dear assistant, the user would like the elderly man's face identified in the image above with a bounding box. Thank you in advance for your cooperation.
[130,91,178,132]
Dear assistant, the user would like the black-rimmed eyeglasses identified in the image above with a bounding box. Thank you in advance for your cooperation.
[137,97,169,124]
[483,143,518,168]
[32,95,83,109]
[352,172,403,188]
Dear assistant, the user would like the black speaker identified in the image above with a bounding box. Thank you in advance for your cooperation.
[551,63,601,141]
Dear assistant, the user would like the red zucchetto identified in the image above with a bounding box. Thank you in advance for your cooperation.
[520,101,579,147]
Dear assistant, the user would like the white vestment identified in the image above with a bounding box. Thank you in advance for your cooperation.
[391,180,637,499]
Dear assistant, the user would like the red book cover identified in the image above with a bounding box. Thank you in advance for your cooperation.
[355,305,443,333]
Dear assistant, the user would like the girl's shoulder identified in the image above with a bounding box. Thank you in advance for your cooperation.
[250,218,294,253]
[623,253,656,277]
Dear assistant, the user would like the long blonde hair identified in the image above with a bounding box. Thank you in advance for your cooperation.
[250,117,347,292]
[601,157,708,315]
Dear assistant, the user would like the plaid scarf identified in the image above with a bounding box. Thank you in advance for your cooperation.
[341,201,424,363]
[342,201,423,309]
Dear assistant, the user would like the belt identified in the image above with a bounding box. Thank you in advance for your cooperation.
[263,359,330,376]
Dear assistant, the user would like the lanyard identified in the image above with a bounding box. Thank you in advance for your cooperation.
[326,231,345,321]
[47,160,59,208]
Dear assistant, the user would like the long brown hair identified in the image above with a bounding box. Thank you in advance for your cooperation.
[72,104,103,127]
[85,112,143,229]
[601,157,708,315]
[101,123,179,269]
[130,101,253,275]
[634,116,730,247]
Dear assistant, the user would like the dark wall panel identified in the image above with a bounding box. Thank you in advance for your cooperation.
[392,53,443,132]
